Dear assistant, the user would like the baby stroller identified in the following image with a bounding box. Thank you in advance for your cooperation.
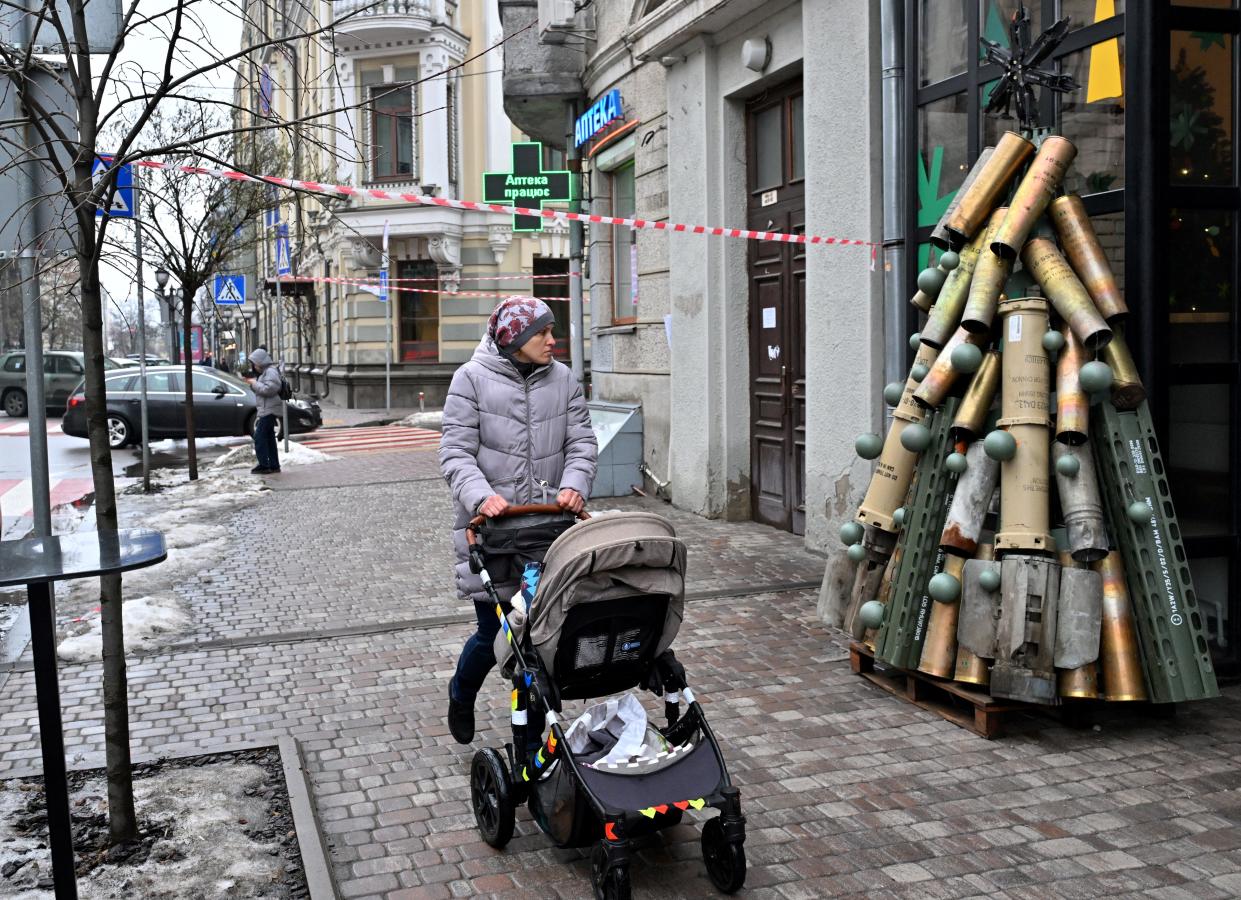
[465,504,747,898]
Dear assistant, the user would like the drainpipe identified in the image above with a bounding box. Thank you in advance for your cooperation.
[880,0,906,390]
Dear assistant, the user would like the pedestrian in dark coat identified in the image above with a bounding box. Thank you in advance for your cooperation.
[439,297,596,744]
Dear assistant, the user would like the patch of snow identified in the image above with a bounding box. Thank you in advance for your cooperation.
[211,440,335,470]
[395,410,442,429]
[57,593,191,662]
[0,763,287,899]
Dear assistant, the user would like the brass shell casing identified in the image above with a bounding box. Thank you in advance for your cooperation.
[933,147,996,249]
[991,136,1078,260]
[961,209,1011,333]
[922,226,990,348]
[1100,328,1146,411]
[945,133,1036,246]
[864,545,905,650]
[1057,550,1100,699]
[951,350,1002,442]
[918,554,966,678]
[1055,326,1091,445]
[954,645,991,685]
[857,418,922,533]
[895,343,940,422]
[1050,194,1129,322]
[1021,238,1113,351]
[910,289,934,313]
[914,327,989,410]
[997,296,1052,427]
[1094,552,1149,702]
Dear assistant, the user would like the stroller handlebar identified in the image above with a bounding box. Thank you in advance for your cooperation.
[466,504,590,546]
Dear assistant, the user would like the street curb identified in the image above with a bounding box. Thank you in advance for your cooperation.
[278,735,341,900]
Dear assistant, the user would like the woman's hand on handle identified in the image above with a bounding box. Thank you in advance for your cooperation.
[557,489,584,514]
[478,495,510,518]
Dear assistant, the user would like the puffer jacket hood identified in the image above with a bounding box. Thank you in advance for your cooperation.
[249,348,274,369]
[439,334,597,603]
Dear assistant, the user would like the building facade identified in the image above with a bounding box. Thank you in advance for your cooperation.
[236,0,586,408]
[502,0,1241,674]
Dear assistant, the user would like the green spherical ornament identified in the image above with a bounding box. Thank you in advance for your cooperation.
[1055,454,1081,477]
[1079,360,1114,395]
[908,332,922,352]
[858,600,885,630]
[929,572,961,603]
[917,267,947,295]
[983,429,1017,462]
[893,507,906,527]
[939,250,960,271]
[945,451,968,474]
[900,422,932,453]
[883,381,904,407]
[1042,330,1066,353]
[950,342,983,374]
[1127,500,1151,524]
[840,521,864,546]
[855,432,883,460]
[979,568,1001,592]
[910,363,930,383]
[847,542,867,563]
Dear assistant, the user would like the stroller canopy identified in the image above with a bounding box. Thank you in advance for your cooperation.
[526,511,687,677]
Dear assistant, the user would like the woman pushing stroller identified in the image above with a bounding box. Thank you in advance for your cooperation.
[439,296,597,746]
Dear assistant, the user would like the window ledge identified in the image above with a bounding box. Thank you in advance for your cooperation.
[593,324,637,336]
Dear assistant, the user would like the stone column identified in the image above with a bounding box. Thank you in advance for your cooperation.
[420,49,451,192]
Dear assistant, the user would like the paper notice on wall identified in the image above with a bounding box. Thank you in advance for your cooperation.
[762,307,776,329]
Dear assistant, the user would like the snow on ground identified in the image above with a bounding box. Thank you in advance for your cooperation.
[211,440,335,470]
[57,594,192,663]
[0,763,284,899]
[395,409,443,429]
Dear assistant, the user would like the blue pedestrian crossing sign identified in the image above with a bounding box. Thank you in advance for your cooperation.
[378,270,389,304]
[274,224,292,276]
[213,274,246,306]
[92,154,134,218]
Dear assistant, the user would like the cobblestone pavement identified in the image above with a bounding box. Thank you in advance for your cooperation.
[1,448,1240,900]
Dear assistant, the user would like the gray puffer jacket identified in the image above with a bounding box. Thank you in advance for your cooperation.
[248,349,284,417]
[439,336,597,603]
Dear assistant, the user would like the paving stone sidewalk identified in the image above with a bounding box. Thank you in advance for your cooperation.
[1,448,1239,900]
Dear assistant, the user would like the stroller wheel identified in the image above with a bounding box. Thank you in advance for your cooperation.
[591,843,632,900]
[470,748,515,849]
[701,817,746,894]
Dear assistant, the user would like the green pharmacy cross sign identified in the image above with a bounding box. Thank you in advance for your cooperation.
[483,142,572,232]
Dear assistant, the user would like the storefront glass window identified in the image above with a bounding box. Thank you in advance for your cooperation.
[1189,557,1232,661]
[1173,0,1236,8]
[979,1,1041,58]
[1169,209,1234,364]
[1059,1,1125,23]
[917,94,970,236]
[1168,384,1233,538]
[920,0,969,86]
[1171,31,1235,185]
[1059,39,1126,195]
[612,164,638,323]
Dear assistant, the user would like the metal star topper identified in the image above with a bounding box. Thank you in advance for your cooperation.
[982,2,1080,131]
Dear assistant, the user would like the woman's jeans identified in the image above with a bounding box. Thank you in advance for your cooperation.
[254,414,279,469]
[452,600,545,753]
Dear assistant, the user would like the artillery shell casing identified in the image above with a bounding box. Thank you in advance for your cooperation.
[1052,441,1109,563]
[857,419,922,533]
[945,133,1035,246]
[910,288,934,313]
[846,526,899,640]
[1056,550,1101,699]
[914,326,989,410]
[933,147,996,249]
[1093,552,1149,702]
[954,543,994,684]
[997,296,1052,427]
[922,226,989,348]
[1055,326,1091,445]
[996,423,1052,555]
[895,343,940,422]
[961,208,1011,334]
[918,554,966,678]
[1022,238,1113,351]
[1100,328,1146,410]
[951,350,1001,442]
[940,441,1000,556]
[864,545,904,650]
[1050,194,1129,321]
[991,136,1077,259]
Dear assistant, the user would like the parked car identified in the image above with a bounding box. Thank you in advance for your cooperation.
[125,354,171,366]
[61,365,322,449]
[110,357,140,368]
[0,350,123,417]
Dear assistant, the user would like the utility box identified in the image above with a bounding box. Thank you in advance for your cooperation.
[587,400,642,498]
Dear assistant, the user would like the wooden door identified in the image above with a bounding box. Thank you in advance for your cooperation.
[747,82,806,534]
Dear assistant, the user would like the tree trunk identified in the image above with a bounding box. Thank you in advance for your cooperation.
[78,237,137,844]
[183,290,198,480]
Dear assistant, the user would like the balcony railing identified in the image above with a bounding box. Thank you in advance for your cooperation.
[336,0,433,20]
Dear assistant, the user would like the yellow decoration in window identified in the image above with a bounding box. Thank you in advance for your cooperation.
[1087,0,1123,103]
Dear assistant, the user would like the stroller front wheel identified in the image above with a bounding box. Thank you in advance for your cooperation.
[701,817,746,893]
[470,748,516,848]
[591,844,632,900]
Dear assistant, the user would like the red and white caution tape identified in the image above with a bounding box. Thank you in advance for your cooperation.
[133,159,874,250]
[273,273,583,301]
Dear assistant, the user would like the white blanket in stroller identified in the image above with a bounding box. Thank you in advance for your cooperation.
[566,693,671,768]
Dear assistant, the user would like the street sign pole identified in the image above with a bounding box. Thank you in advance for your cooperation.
[133,174,150,493]
[382,220,390,414]
[274,222,290,452]
[566,103,585,385]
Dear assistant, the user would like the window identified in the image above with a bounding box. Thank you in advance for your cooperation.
[612,163,638,323]
[370,84,414,182]
[543,144,567,171]
[55,356,82,375]
[533,257,571,360]
[3,354,24,372]
[397,259,439,362]
[146,372,181,392]
[191,371,229,393]
[107,374,138,392]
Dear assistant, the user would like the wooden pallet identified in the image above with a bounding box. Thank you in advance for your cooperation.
[849,642,1024,739]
